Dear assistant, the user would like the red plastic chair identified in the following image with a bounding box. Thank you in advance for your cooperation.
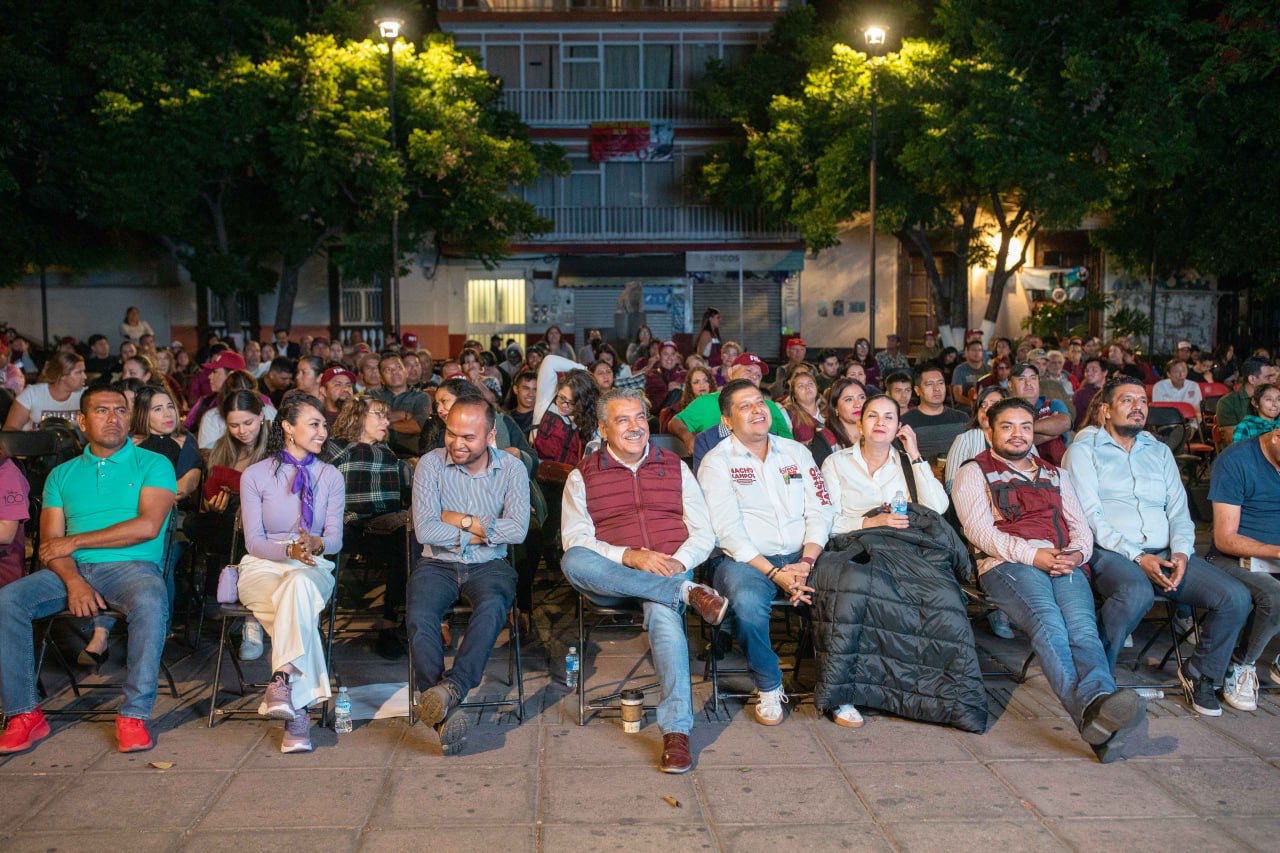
[1199,381,1229,399]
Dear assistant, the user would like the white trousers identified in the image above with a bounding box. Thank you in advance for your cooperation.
[237,554,336,709]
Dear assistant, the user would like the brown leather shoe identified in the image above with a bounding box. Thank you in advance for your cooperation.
[686,585,728,626]
[660,732,692,774]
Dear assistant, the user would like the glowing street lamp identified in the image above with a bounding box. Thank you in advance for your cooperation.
[376,16,404,338]
[864,25,887,351]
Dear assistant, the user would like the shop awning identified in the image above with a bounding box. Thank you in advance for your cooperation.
[556,253,686,288]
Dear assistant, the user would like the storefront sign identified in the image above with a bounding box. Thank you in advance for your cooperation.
[588,122,674,162]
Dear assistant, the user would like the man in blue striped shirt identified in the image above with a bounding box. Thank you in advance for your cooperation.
[409,395,530,753]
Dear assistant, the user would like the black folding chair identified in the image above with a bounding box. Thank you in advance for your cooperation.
[405,526,525,724]
[33,514,181,717]
[705,596,815,716]
[205,521,342,727]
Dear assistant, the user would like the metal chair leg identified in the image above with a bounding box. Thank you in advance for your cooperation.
[513,606,525,722]
[576,594,586,726]
[207,615,230,727]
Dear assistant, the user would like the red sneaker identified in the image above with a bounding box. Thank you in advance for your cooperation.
[0,709,51,755]
[115,716,154,753]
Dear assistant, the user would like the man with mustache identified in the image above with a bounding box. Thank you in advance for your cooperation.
[559,388,721,773]
[0,385,177,755]
[1064,377,1250,716]
[954,398,1143,762]
[698,379,835,728]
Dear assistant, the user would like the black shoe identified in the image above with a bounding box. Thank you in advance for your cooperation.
[77,648,109,670]
[1080,689,1145,760]
[373,628,403,661]
[1179,667,1223,717]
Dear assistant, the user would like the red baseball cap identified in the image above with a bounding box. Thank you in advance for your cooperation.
[202,351,246,372]
[785,337,807,350]
[402,332,419,348]
[320,367,357,386]
[732,352,766,369]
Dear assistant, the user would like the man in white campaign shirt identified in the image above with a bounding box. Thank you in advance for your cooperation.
[697,379,835,726]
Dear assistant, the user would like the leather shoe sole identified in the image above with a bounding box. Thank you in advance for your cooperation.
[1081,688,1143,747]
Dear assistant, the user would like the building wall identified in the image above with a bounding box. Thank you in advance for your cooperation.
[798,224,898,349]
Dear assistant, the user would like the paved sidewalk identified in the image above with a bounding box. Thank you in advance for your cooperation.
[3,580,1279,852]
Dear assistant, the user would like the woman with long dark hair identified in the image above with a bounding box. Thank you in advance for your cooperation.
[626,324,653,366]
[809,378,867,468]
[694,308,722,366]
[237,394,344,753]
[533,369,599,469]
[660,366,714,433]
[852,337,880,390]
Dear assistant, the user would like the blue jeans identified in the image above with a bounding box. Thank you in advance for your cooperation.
[407,558,516,698]
[560,546,693,735]
[0,562,169,719]
[979,562,1114,729]
[713,552,799,693]
[1091,548,1251,682]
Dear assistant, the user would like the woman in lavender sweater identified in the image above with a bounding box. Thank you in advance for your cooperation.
[237,394,345,753]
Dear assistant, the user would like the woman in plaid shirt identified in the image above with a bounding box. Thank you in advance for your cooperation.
[323,396,408,659]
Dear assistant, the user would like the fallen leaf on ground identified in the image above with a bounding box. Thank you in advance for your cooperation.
[149,761,174,770]
[662,795,681,808]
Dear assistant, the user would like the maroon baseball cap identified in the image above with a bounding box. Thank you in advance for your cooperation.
[733,352,766,369]
[660,340,679,352]
[202,351,246,372]
[785,336,807,350]
[320,366,358,386]
[402,332,419,348]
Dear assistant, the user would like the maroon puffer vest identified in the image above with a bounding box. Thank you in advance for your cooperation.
[969,449,1070,548]
[580,444,689,555]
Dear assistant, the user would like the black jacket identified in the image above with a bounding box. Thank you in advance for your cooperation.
[810,505,988,733]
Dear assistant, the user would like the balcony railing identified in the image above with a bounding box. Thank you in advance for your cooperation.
[500,88,716,125]
[443,0,791,12]
[529,205,795,241]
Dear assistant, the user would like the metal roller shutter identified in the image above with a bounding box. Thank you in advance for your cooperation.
[692,279,781,359]
[568,287,675,342]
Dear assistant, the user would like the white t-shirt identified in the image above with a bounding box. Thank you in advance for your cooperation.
[1151,378,1202,410]
[15,384,83,429]
[119,320,155,343]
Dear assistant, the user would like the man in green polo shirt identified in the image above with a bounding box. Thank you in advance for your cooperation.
[668,353,792,456]
[0,385,176,756]
[1216,357,1277,430]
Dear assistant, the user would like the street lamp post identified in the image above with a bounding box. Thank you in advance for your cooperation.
[377,16,403,341]
[864,25,886,353]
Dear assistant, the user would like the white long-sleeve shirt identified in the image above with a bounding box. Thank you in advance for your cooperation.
[697,433,834,564]
[822,443,950,535]
[943,428,1038,491]
[533,353,587,429]
[560,445,715,572]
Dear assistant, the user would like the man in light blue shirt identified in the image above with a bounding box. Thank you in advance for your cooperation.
[1064,377,1250,719]
[409,395,530,754]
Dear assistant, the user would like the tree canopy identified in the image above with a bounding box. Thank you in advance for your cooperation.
[0,0,562,330]
[698,1,1280,340]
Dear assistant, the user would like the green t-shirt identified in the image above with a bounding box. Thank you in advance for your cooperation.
[43,440,177,565]
[674,392,794,439]
[1215,389,1251,429]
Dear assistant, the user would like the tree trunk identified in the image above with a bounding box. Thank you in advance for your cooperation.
[273,262,303,333]
[221,292,242,344]
[419,0,439,34]
[981,191,1037,331]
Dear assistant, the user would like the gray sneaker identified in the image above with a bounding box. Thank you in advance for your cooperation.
[280,712,312,753]
[258,672,296,720]
[417,683,468,754]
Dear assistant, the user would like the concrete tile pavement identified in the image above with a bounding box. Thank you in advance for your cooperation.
[2,578,1279,851]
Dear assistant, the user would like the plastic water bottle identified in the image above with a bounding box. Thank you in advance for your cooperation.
[334,686,353,734]
[891,490,908,515]
[1135,687,1164,700]
[565,646,579,689]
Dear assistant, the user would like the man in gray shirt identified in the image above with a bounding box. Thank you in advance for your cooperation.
[371,353,432,456]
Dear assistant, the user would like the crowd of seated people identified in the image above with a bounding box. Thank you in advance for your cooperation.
[0,319,1278,776]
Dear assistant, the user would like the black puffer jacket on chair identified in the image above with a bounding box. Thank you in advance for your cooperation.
[810,504,988,733]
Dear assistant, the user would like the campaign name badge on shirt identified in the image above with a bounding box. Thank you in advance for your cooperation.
[730,466,756,486]
[779,464,800,484]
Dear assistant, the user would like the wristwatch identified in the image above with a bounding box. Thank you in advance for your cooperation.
[461,515,473,531]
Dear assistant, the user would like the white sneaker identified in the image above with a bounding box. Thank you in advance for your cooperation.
[753,687,788,726]
[239,618,264,661]
[1223,664,1259,712]
[830,704,864,729]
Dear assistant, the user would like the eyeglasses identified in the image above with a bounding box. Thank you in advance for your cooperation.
[554,394,574,408]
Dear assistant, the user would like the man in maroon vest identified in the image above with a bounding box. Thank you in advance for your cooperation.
[953,398,1145,762]
[560,387,723,774]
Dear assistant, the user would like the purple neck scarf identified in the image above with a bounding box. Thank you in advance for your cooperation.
[278,449,316,532]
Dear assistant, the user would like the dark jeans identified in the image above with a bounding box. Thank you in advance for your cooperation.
[346,523,406,620]
[1091,548,1251,683]
[407,557,515,698]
